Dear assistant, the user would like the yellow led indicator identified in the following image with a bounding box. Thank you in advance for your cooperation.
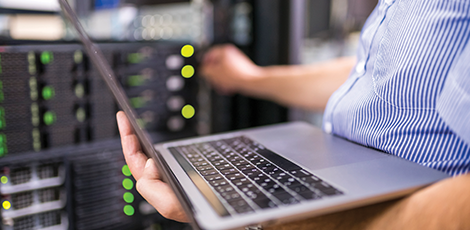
[74,84,85,98]
[123,205,135,216]
[181,45,194,58]
[122,178,134,190]
[1,176,7,184]
[76,108,86,122]
[181,104,195,119]
[123,192,134,203]
[42,86,55,100]
[41,51,53,65]
[181,65,195,78]
[122,165,132,177]
[74,50,83,64]
[2,201,11,210]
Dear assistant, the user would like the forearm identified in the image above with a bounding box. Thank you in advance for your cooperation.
[240,57,355,111]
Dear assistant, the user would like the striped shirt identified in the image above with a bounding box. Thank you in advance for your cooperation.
[323,0,470,176]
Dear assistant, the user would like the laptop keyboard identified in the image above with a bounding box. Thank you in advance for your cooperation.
[168,136,343,216]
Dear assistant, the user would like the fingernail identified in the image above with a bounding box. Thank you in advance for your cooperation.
[145,158,152,168]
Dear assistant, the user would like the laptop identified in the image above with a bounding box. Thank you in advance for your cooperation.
[59,1,449,229]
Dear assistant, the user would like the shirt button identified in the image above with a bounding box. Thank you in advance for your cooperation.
[355,60,366,74]
[324,122,332,134]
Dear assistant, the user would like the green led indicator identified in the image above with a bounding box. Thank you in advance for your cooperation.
[0,107,4,117]
[41,51,53,65]
[123,192,134,203]
[181,65,195,78]
[0,144,7,157]
[130,97,145,109]
[122,178,134,190]
[42,86,55,100]
[136,118,145,129]
[0,134,6,143]
[127,75,145,87]
[181,104,195,119]
[43,111,56,126]
[0,118,5,129]
[128,53,143,64]
[123,205,135,216]
[122,165,132,176]
[181,45,195,58]
[0,91,3,103]
[1,176,7,184]
[0,81,3,89]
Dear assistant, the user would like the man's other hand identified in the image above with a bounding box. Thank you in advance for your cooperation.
[200,44,264,95]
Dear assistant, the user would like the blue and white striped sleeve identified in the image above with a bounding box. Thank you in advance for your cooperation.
[437,41,470,146]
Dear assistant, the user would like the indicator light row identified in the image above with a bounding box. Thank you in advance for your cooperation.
[122,165,135,216]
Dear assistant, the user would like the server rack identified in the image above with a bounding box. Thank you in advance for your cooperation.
[0,42,197,230]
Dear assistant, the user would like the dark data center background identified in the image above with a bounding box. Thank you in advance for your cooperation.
[0,0,377,229]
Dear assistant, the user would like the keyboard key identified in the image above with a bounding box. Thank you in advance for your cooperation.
[215,185,234,193]
[196,165,214,171]
[192,161,209,167]
[290,185,311,194]
[253,197,277,209]
[256,149,301,171]
[215,163,234,171]
[228,199,254,214]
[221,168,239,176]
[272,192,299,205]
[298,191,322,200]
[209,179,229,187]
[201,169,218,176]
[221,191,242,201]
[282,180,302,188]
[244,189,264,199]
[226,173,244,181]
[265,184,285,194]
[232,178,251,187]
[236,164,254,171]
[299,176,322,187]
[204,174,224,181]
[238,183,257,193]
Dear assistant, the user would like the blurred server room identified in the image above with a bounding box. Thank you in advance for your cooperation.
[0,0,376,229]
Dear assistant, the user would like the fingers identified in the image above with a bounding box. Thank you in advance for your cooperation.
[116,111,151,181]
[137,158,189,222]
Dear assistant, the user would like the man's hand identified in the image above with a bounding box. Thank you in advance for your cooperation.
[200,44,264,95]
[116,111,188,222]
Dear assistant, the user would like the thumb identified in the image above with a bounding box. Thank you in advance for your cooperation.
[141,158,162,180]
[136,158,189,222]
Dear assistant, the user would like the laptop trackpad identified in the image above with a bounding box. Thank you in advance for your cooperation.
[245,122,388,171]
